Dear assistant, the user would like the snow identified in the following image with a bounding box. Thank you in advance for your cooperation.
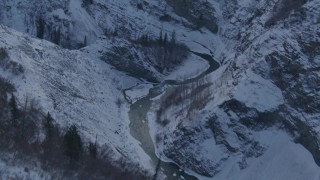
[199,131,228,163]
[0,0,319,179]
[213,130,320,180]
[68,0,102,44]
[165,53,209,81]
[125,83,153,104]
[233,70,284,112]
[0,25,152,170]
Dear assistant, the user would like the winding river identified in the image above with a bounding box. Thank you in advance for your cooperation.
[126,51,219,180]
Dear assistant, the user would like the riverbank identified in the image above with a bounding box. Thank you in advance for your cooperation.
[125,47,220,179]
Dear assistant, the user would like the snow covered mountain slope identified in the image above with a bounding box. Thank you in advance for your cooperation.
[147,0,320,179]
[0,0,320,179]
[0,24,152,170]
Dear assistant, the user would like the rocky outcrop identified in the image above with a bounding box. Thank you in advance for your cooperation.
[165,0,218,33]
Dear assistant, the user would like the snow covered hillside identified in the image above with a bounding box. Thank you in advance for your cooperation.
[0,0,320,179]
[0,24,152,170]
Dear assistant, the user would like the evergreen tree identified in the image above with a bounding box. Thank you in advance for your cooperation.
[170,30,176,45]
[36,17,45,39]
[159,30,163,45]
[164,33,168,42]
[164,33,168,47]
[84,36,87,47]
[145,35,149,46]
[63,125,83,162]
[88,142,97,158]
[9,95,19,126]
[43,112,54,139]
[52,29,61,45]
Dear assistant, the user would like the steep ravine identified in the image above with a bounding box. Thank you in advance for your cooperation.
[126,52,219,179]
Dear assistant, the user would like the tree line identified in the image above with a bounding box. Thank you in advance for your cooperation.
[0,77,149,179]
[136,30,189,73]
